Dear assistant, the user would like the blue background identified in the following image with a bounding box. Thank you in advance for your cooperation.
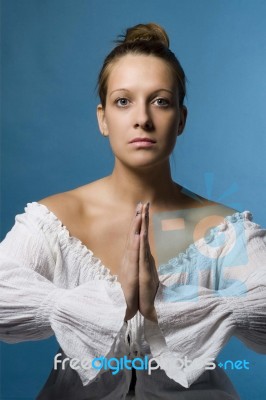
[1,0,266,398]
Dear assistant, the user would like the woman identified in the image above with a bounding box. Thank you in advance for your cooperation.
[1,23,266,399]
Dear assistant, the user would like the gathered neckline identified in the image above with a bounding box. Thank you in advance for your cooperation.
[25,202,253,281]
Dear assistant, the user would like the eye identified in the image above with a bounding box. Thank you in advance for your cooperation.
[153,98,170,107]
[115,98,130,107]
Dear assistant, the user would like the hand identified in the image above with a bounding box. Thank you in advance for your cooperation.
[119,202,142,321]
[138,202,159,322]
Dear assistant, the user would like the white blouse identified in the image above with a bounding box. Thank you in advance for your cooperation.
[0,202,266,399]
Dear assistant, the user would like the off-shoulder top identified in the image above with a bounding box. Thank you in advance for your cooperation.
[0,202,266,399]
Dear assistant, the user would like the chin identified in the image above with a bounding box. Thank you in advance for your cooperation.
[116,151,171,170]
[124,158,170,171]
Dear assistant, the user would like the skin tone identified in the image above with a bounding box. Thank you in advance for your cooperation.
[40,53,235,323]
[97,54,187,322]
[39,53,235,323]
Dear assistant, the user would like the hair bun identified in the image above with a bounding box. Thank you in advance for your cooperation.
[120,23,169,48]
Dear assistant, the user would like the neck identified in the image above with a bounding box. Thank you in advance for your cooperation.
[107,159,182,209]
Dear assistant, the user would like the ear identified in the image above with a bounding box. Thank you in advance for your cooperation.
[97,104,109,137]
[177,106,188,136]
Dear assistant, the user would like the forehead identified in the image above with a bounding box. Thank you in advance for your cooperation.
[107,54,177,93]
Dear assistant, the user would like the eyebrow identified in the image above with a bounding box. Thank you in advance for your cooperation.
[109,88,174,96]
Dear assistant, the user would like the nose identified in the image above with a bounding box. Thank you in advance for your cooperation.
[134,102,154,131]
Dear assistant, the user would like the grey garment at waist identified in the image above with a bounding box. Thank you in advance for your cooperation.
[134,366,240,400]
[36,348,131,400]
[36,349,240,400]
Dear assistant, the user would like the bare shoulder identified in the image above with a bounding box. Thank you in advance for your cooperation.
[177,187,238,235]
[38,191,81,225]
[179,186,238,217]
[197,193,238,217]
[38,178,110,226]
[196,195,238,217]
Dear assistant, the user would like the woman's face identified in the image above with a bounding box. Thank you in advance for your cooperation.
[97,54,187,170]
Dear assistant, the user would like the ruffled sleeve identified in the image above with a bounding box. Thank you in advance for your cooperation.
[145,211,266,388]
[0,205,127,385]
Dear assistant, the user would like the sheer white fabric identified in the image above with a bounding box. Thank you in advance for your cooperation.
[0,202,266,399]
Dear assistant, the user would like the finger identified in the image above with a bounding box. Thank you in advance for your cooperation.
[133,202,143,237]
[124,202,142,247]
[144,202,150,251]
[145,202,150,236]
[122,202,143,267]
[140,202,149,237]
[140,203,159,282]
[140,203,151,273]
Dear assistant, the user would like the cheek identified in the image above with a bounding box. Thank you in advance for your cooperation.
[159,113,180,137]
[163,115,180,149]
[169,111,180,129]
[105,111,129,134]
[106,123,125,154]
[166,133,178,152]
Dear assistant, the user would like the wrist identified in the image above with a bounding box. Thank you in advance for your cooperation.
[142,307,158,323]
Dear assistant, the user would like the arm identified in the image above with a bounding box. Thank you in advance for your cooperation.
[143,211,266,388]
[0,206,127,385]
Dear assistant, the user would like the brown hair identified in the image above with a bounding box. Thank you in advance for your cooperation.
[98,23,186,108]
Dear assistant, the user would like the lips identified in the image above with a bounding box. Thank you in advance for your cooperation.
[129,137,157,144]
